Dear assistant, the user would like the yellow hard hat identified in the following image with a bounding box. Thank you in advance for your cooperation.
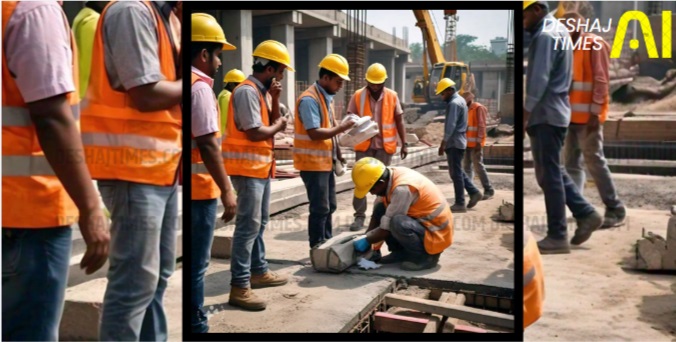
[191,13,236,50]
[352,157,387,199]
[253,40,295,72]
[435,78,456,95]
[223,69,246,83]
[365,63,387,84]
[318,54,350,81]
[524,1,548,10]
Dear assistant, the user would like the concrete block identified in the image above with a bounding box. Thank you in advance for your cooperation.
[637,238,665,270]
[211,231,233,259]
[60,278,106,340]
[663,217,676,270]
[406,133,419,144]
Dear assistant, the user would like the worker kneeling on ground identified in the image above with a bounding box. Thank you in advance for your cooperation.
[351,157,453,271]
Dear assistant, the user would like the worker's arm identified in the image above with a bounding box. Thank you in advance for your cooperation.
[298,97,353,140]
[476,104,488,143]
[442,101,459,146]
[394,94,407,159]
[104,2,182,112]
[590,39,611,117]
[524,34,555,114]
[233,85,286,142]
[365,186,417,244]
[269,79,282,122]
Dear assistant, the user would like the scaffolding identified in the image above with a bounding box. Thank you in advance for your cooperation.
[344,10,367,118]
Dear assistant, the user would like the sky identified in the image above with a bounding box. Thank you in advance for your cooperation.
[361,10,513,49]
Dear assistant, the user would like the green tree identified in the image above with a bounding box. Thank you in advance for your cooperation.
[448,34,501,63]
[409,42,423,63]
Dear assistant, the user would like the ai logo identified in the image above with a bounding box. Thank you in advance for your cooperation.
[611,11,672,59]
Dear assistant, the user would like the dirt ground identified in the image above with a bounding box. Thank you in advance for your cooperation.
[523,170,676,341]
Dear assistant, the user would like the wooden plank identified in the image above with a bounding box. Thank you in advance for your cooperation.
[455,324,489,333]
[444,294,467,332]
[374,312,429,333]
[384,293,514,329]
[422,316,441,333]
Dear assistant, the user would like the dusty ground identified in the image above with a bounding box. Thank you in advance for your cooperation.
[207,166,516,333]
[523,170,676,341]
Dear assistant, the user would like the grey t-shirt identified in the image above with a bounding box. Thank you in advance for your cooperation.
[232,76,268,131]
[102,1,163,91]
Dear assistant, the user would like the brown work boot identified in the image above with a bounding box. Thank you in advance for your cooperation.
[228,286,266,311]
[250,271,288,289]
[571,211,603,246]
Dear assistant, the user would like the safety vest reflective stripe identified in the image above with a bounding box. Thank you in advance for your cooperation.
[293,147,332,158]
[222,151,273,163]
[467,137,481,142]
[382,123,396,130]
[81,132,179,151]
[359,88,368,115]
[524,266,536,285]
[294,134,312,141]
[572,81,593,91]
[2,155,55,176]
[417,204,449,232]
[571,103,592,113]
[2,105,81,126]
[191,163,209,174]
[383,136,397,143]
[191,136,222,149]
[467,127,478,132]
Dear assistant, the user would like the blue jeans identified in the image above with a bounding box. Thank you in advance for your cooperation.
[371,202,429,261]
[190,199,217,333]
[528,124,596,240]
[97,180,178,341]
[446,148,480,205]
[230,176,270,288]
[300,171,337,248]
[2,227,71,341]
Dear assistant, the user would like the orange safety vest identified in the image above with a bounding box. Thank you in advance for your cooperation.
[524,228,544,329]
[293,84,334,172]
[222,79,275,179]
[467,102,487,148]
[570,33,609,124]
[381,167,453,254]
[352,87,399,154]
[191,72,220,200]
[2,1,80,228]
[81,0,181,186]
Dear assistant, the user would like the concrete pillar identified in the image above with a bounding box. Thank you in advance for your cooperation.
[308,37,333,83]
[219,10,253,90]
[270,24,295,109]
[395,54,408,103]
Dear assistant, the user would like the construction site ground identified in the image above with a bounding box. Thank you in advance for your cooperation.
[523,169,676,341]
[204,165,516,333]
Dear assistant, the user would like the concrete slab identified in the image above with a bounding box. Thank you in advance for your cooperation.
[60,268,183,341]
[204,260,396,333]
[523,194,676,341]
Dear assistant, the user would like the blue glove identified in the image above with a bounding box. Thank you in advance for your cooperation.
[353,236,370,253]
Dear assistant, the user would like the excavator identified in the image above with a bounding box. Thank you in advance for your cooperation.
[411,10,475,112]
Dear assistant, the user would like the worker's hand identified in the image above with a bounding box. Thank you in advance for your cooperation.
[353,236,371,253]
[78,208,111,275]
[269,78,282,99]
[586,114,600,135]
[220,189,237,223]
[438,141,446,156]
[275,116,288,132]
[400,145,408,160]
[339,117,357,132]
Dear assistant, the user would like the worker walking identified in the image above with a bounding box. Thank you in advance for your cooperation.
[524,226,544,329]
[461,92,495,200]
[437,78,483,213]
[523,0,602,254]
[347,62,408,231]
[222,40,292,311]
[561,11,626,229]
[218,68,246,133]
[295,53,356,248]
[2,1,110,340]
[351,158,453,271]
[72,1,108,100]
[81,1,183,340]
[190,13,238,332]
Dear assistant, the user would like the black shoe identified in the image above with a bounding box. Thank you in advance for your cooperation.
[191,307,209,333]
[379,251,407,264]
[601,206,626,229]
[369,250,382,262]
[571,211,603,245]
[400,254,440,271]
[451,203,467,213]
[467,191,482,209]
[482,189,495,200]
[537,236,570,254]
[350,216,366,231]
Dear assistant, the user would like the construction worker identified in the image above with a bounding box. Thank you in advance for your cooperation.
[190,13,238,333]
[561,11,626,228]
[524,226,544,329]
[461,92,495,200]
[436,78,483,213]
[523,0,602,254]
[2,1,110,340]
[347,62,408,231]
[352,158,453,271]
[222,40,292,311]
[81,1,182,340]
[72,1,108,100]
[218,68,246,133]
[295,53,356,248]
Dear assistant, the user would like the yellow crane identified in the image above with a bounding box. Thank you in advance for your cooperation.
[411,10,474,111]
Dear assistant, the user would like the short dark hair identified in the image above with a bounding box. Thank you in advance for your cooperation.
[252,60,282,73]
[319,67,339,80]
[191,42,222,61]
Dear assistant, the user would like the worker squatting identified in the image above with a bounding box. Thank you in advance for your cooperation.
[544,17,613,51]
